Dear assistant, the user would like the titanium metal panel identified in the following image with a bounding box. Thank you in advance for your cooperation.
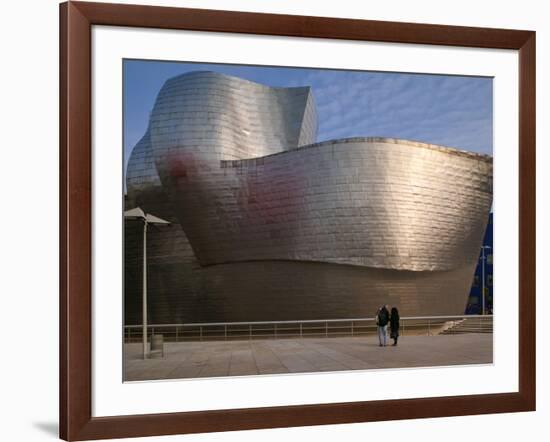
[125,71,493,323]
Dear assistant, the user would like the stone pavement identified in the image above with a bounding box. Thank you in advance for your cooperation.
[124,334,493,382]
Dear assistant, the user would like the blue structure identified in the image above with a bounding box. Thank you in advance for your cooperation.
[466,213,493,314]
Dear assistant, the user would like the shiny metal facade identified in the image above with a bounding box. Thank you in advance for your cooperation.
[125,71,493,324]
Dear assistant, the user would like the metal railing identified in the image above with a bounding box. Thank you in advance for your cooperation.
[124,314,493,343]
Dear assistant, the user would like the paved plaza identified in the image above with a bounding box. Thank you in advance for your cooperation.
[124,334,493,381]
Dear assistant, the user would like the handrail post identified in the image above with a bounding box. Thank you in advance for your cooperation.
[274,323,277,338]
[351,321,354,337]
[249,324,252,340]
[325,321,328,338]
[300,323,303,338]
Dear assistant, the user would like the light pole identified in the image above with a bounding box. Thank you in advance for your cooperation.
[480,245,492,315]
[125,207,170,359]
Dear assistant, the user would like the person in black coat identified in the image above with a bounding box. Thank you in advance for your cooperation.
[390,307,400,346]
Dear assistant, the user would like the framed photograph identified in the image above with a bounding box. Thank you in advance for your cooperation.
[60,1,536,440]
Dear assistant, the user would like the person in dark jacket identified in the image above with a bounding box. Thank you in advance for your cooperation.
[390,307,400,346]
[376,305,390,347]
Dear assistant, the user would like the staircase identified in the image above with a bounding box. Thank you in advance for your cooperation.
[439,316,493,335]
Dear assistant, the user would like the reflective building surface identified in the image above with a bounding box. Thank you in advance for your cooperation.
[125,71,493,324]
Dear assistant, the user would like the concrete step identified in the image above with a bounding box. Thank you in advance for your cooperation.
[438,317,493,335]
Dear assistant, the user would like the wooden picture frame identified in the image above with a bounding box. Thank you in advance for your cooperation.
[59,1,536,440]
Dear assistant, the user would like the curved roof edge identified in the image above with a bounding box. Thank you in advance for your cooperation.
[164,70,313,94]
[221,136,493,166]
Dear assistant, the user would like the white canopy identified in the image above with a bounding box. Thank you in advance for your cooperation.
[124,207,170,225]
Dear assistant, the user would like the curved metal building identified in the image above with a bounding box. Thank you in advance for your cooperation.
[125,71,493,324]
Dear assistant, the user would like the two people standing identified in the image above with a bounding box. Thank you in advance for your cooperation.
[376,305,400,346]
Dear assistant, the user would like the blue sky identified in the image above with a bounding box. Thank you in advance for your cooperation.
[124,59,493,167]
